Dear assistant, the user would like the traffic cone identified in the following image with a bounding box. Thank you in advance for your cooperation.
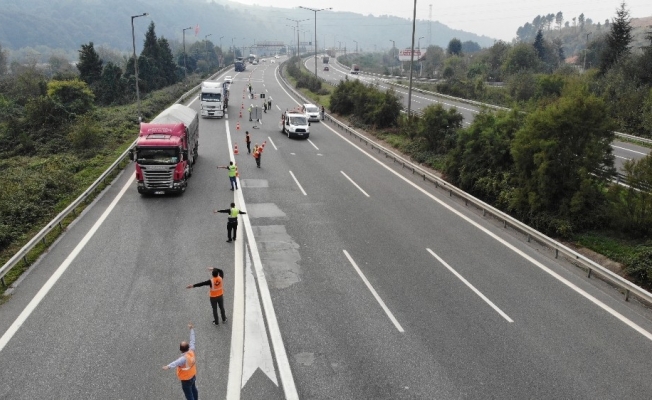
[236,122,240,131]
[234,143,239,155]
[262,140,266,148]
[239,110,242,118]
[235,164,239,177]
[241,103,244,109]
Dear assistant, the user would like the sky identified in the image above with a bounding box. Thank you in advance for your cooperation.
[224,0,652,41]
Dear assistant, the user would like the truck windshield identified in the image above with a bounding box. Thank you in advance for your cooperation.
[137,148,179,165]
[201,92,221,102]
[290,116,307,125]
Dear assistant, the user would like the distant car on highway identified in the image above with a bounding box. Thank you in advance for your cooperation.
[271,59,276,63]
[224,76,233,84]
[301,103,320,122]
[323,66,329,71]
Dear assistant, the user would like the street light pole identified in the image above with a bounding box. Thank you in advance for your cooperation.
[287,18,309,68]
[417,36,424,77]
[353,40,358,53]
[389,39,395,75]
[205,33,212,69]
[131,12,148,123]
[407,0,417,120]
[584,32,592,71]
[219,36,224,67]
[182,26,192,79]
[299,6,332,78]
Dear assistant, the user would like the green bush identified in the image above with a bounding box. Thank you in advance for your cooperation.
[624,247,652,288]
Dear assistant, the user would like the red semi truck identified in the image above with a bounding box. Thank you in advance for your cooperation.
[133,104,199,195]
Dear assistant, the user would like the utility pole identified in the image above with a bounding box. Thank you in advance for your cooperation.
[407,0,417,120]
[287,18,309,68]
[131,12,148,123]
[299,6,331,79]
[182,26,192,79]
[584,32,592,71]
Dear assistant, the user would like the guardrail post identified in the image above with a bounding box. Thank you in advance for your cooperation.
[23,256,29,266]
[527,233,531,242]
[1,277,5,287]
[587,268,592,278]
[449,190,452,197]
[483,209,486,216]
[504,220,507,228]
[555,249,559,259]
[625,289,630,301]
[41,237,46,246]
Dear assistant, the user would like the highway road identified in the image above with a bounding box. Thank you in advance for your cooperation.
[1,57,652,399]
[307,57,651,172]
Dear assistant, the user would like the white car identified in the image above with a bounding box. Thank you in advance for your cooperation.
[275,55,280,59]
[271,59,276,63]
[301,103,321,122]
[224,76,233,84]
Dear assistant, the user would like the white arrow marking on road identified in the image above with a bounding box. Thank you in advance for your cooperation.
[242,244,278,387]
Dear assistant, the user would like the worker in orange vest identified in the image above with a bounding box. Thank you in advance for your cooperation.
[187,267,227,325]
[253,143,262,168]
[162,323,198,400]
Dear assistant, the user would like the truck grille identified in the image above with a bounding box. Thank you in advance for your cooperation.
[142,167,174,189]
[295,128,307,133]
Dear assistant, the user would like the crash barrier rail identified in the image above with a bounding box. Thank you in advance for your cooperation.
[279,59,652,306]
[0,66,233,287]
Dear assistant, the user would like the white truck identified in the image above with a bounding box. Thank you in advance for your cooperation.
[280,108,310,139]
[199,80,226,118]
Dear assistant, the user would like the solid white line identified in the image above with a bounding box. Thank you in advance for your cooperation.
[320,115,652,342]
[307,139,319,150]
[340,171,370,197]
[226,119,246,400]
[267,137,278,151]
[612,145,647,156]
[343,250,404,332]
[426,249,513,323]
[615,155,631,160]
[289,171,307,195]
[0,173,136,353]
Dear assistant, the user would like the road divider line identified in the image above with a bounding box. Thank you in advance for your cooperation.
[267,137,278,151]
[343,250,404,332]
[340,171,370,197]
[0,173,136,353]
[289,171,307,195]
[427,249,513,323]
[307,139,319,150]
[612,145,647,156]
[320,116,652,342]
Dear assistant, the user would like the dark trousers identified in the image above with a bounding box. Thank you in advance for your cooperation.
[181,376,198,400]
[210,295,227,324]
[255,154,261,167]
[229,176,237,190]
[246,142,251,154]
[227,220,238,240]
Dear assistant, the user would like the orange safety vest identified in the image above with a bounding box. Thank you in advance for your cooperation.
[176,350,197,381]
[253,149,260,158]
[209,276,223,297]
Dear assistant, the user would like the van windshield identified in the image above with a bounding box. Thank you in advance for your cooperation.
[306,107,319,113]
[201,92,221,102]
[290,116,307,125]
[137,148,179,165]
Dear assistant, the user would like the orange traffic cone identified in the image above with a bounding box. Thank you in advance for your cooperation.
[234,143,239,155]
[236,122,240,131]
[241,103,244,109]
[262,140,266,148]
[235,164,239,177]
[239,110,242,118]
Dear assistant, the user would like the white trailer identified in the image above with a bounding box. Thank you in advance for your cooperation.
[199,81,225,118]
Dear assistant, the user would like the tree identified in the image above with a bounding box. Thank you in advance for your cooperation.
[461,41,481,53]
[96,62,125,105]
[0,43,8,76]
[47,79,95,120]
[600,2,633,73]
[607,154,652,235]
[447,38,462,56]
[502,43,539,75]
[579,13,585,31]
[415,104,463,153]
[510,85,615,233]
[555,12,564,30]
[158,38,179,85]
[533,30,545,60]
[141,22,160,61]
[76,42,103,86]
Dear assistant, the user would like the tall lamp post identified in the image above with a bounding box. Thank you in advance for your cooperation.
[219,36,224,67]
[182,26,192,79]
[407,0,417,120]
[353,40,358,53]
[299,6,331,78]
[584,32,592,71]
[131,12,148,122]
[389,39,395,76]
[417,36,424,77]
[205,33,213,68]
[287,18,309,68]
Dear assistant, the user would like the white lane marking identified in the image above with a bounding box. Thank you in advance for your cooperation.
[0,173,136,353]
[612,145,647,156]
[615,155,632,160]
[267,137,278,150]
[427,249,513,323]
[276,105,281,111]
[307,139,319,150]
[226,120,246,400]
[340,171,370,197]
[237,191,299,400]
[289,171,307,195]
[242,244,278,387]
[320,117,652,342]
[343,250,404,332]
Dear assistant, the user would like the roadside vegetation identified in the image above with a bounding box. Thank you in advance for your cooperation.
[0,23,217,294]
[304,4,652,288]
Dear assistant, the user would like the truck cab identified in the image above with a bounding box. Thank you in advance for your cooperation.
[281,109,310,139]
[199,81,225,118]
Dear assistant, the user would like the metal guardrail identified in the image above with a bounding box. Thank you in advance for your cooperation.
[0,66,233,287]
[278,59,652,306]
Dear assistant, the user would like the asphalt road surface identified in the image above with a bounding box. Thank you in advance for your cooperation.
[309,57,651,172]
[1,57,652,399]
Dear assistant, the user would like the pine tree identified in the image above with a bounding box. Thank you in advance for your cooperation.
[533,30,545,60]
[158,37,179,85]
[77,42,103,86]
[141,22,160,61]
[600,2,633,73]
